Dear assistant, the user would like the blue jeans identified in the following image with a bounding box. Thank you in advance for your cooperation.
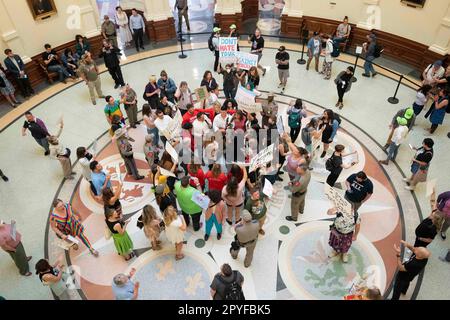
[48,65,71,82]
[147,127,160,146]
[205,214,222,236]
[387,142,399,161]
[364,56,376,75]
[34,137,50,152]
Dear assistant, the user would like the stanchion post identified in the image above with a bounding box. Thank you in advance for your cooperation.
[297,36,306,65]
[178,32,187,59]
[351,54,359,83]
[388,75,403,104]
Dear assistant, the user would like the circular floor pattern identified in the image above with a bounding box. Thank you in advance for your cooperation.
[45,91,416,300]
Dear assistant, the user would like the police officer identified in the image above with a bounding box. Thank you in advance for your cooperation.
[286,164,311,222]
[230,210,260,268]
[115,128,145,180]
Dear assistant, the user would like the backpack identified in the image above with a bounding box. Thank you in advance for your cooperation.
[218,271,245,300]
[331,39,341,58]
[325,153,338,172]
[208,35,215,52]
[373,44,383,58]
[301,127,312,146]
[288,111,301,128]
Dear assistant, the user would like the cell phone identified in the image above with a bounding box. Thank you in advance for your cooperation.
[408,144,414,150]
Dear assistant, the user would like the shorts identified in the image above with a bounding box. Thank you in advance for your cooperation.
[278,69,290,80]
[226,202,244,208]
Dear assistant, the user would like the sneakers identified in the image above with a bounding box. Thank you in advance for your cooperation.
[379,160,389,165]
[1,175,8,182]
[286,216,297,222]
[338,103,344,110]
[92,100,97,105]
[44,151,50,156]
[382,144,389,151]
[217,233,222,240]
[372,72,378,77]
[342,253,349,263]
[441,232,447,240]
[362,73,370,77]
[262,68,267,76]
[278,83,283,88]
[404,186,415,191]
[320,151,326,158]
[439,256,450,263]
[204,234,210,241]
[402,178,411,183]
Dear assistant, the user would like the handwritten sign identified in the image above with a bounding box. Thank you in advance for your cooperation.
[235,85,262,113]
[165,142,179,163]
[191,191,210,210]
[235,51,258,70]
[219,37,238,64]
[249,144,275,173]
[324,184,353,217]
[161,109,182,140]
[195,86,210,102]
[159,167,177,178]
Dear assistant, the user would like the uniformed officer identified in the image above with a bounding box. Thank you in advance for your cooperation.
[230,210,260,268]
[286,164,311,222]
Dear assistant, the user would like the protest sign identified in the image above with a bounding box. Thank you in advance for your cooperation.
[165,142,179,163]
[161,109,182,140]
[324,184,353,217]
[192,191,210,210]
[10,220,16,241]
[277,116,285,135]
[235,51,258,70]
[159,167,177,178]
[219,37,238,64]
[195,86,210,102]
[235,85,262,113]
[426,179,437,199]
[249,144,274,172]
[263,179,273,197]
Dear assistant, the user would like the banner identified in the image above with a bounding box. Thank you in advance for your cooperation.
[324,184,353,217]
[159,167,177,178]
[249,144,275,172]
[165,141,179,163]
[161,109,182,140]
[235,85,262,114]
[235,51,258,70]
[191,191,210,210]
[219,37,238,64]
[195,86,210,102]
[263,179,273,197]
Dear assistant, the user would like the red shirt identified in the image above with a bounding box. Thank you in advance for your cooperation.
[205,171,228,191]
[182,108,215,126]
[187,165,205,189]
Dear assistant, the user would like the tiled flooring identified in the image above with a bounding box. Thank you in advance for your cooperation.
[0,43,449,300]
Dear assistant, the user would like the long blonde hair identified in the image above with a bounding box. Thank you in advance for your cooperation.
[432,210,445,231]
[142,205,158,226]
[163,206,178,226]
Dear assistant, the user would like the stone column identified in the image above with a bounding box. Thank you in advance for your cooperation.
[429,2,450,56]
[144,0,176,42]
[215,0,243,31]
[80,0,101,38]
[356,0,381,31]
[281,0,304,37]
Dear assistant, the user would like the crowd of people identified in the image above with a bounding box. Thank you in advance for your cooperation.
[1,17,450,302]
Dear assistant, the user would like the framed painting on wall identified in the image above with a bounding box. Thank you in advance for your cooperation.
[400,0,426,8]
[27,0,58,20]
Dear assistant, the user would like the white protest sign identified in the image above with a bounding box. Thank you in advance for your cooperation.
[219,37,238,64]
[10,220,16,241]
[159,167,177,178]
[67,235,80,245]
[165,142,179,163]
[116,163,123,182]
[263,179,273,197]
[324,184,353,217]
[161,109,182,140]
[235,85,262,113]
[192,191,210,210]
[277,116,285,135]
[426,179,437,199]
[249,144,275,173]
[356,46,363,55]
[235,51,258,70]
[311,136,322,159]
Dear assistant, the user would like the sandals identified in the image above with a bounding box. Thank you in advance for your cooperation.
[175,254,185,261]
[90,249,99,257]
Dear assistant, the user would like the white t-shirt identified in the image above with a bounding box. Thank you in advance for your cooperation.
[213,114,231,132]
[424,64,445,84]
[391,125,408,146]
[415,91,427,106]
[193,119,211,138]
[205,141,219,161]
[165,216,184,244]
[325,39,334,63]
[79,157,92,181]
[154,115,172,131]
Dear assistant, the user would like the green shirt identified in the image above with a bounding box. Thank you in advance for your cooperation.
[174,181,202,215]
[79,61,98,82]
[245,195,267,220]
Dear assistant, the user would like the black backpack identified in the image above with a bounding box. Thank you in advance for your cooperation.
[373,44,383,58]
[208,34,215,52]
[334,113,342,125]
[325,153,338,172]
[219,272,245,300]
[331,39,341,58]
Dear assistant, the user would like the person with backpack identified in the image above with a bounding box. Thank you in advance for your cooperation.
[404,138,434,191]
[209,27,221,73]
[318,109,340,158]
[325,144,357,187]
[362,34,379,78]
[334,66,354,109]
[210,263,244,300]
[320,34,334,80]
[327,206,361,263]
[435,191,450,240]
[287,99,307,143]
[301,117,322,154]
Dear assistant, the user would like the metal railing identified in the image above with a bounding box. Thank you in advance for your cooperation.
[176,31,422,105]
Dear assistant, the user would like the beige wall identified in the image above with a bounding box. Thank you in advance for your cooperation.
[299,0,450,47]
[0,0,100,61]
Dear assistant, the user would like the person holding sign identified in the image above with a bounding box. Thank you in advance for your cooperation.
[222,164,248,225]
[246,67,260,91]
[218,64,238,99]
[286,164,311,222]
[51,199,99,257]
[229,24,240,51]
[0,220,32,276]
[248,28,267,76]
[327,207,361,263]
[325,144,357,187]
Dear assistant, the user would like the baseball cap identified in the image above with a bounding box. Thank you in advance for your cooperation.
[396,116,407,126]
[404,108,414,120]
[433,60,443,67]
[213,27,221,33]
[230,24,236,29]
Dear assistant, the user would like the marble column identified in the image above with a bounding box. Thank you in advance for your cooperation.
[215,0,243,31]
[280,0,304,37]
[429,2,450,56]
[356,0,381,31]
[143,0,176,42]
